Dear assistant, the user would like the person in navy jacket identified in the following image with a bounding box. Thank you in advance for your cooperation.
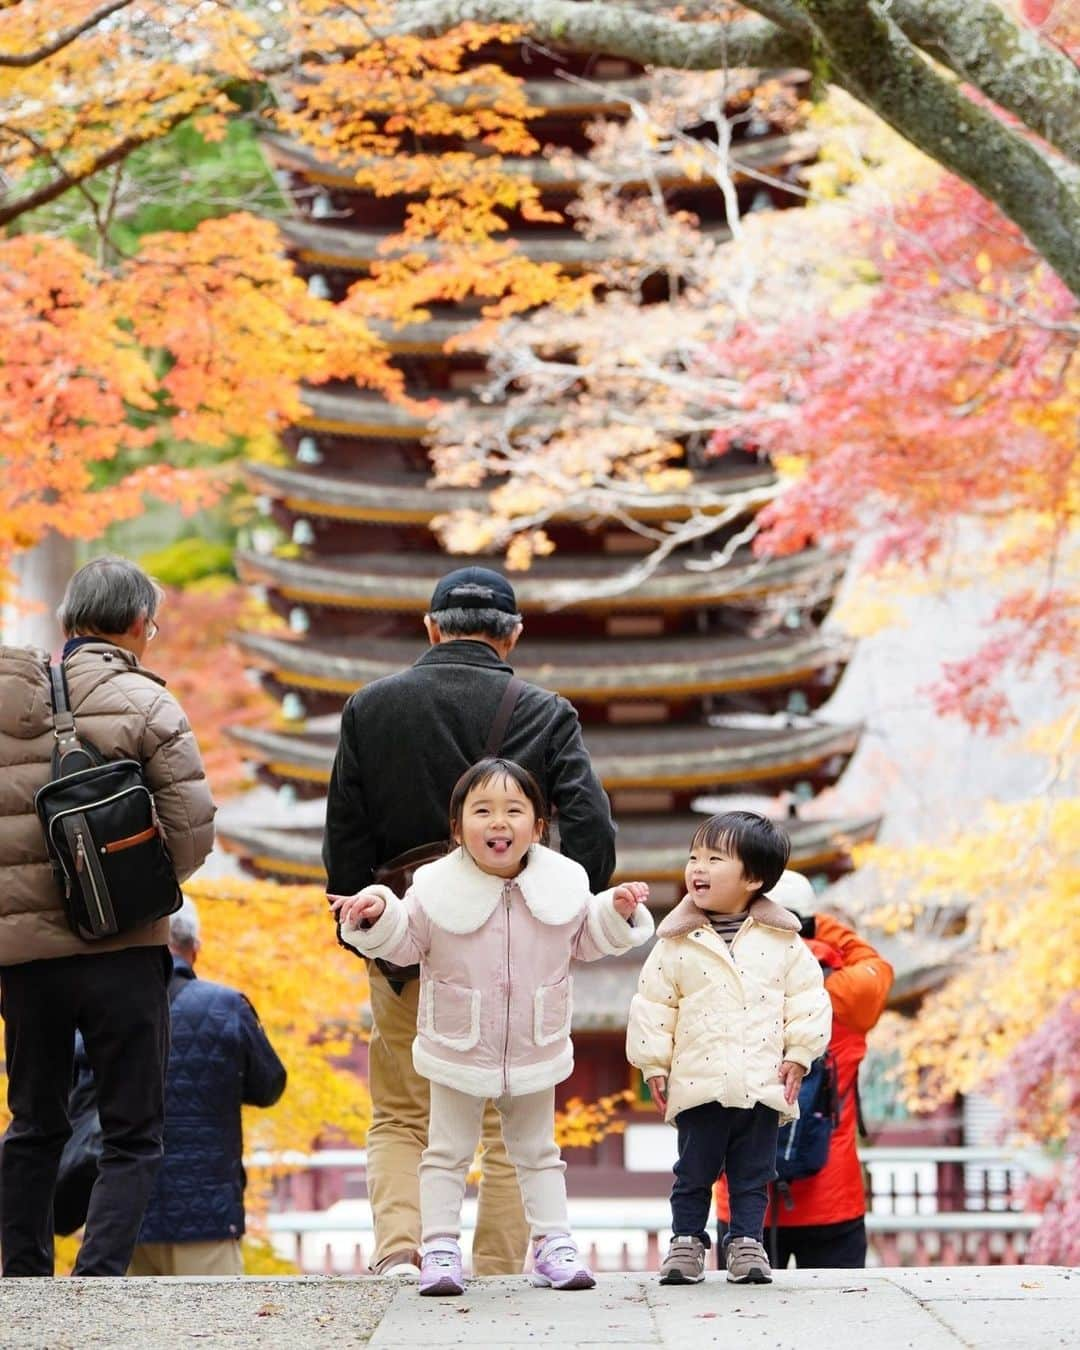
[129,899,286,1276]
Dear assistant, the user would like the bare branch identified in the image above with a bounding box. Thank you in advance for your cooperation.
[0,110,191,228]
[0,0,135,67]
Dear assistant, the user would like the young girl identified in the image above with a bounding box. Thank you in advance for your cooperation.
[329,757,653,1296]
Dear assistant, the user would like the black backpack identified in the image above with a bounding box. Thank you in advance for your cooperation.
[34,661,182,942]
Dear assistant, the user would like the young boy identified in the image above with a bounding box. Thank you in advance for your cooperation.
[626,811,831,1284]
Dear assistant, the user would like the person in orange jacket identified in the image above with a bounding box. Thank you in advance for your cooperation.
[716,908,893,1268]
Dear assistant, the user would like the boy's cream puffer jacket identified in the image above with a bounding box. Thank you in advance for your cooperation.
[626,890,831,1124]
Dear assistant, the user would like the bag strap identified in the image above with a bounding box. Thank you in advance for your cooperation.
[483,675,525,758]
[46,661,101,777]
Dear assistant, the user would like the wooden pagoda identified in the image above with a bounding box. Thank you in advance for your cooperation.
[222,40,878,1191]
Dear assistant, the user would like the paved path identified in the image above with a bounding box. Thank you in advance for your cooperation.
[0,1267,1074,1349]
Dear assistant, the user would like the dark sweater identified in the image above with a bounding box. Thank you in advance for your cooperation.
[323,639,616,897]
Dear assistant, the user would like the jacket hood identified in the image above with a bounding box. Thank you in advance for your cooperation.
[412,843,590,934]
[658,892,801,939]
[65,641,167,689]
[0,645,51,740]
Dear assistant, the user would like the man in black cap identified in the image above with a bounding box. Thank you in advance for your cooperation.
[323,566,616,1280]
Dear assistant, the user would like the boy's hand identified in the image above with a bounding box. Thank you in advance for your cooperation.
[779,1059,806,1106]
[613,881,650,918]
[647,1075,668,1114]
[328,889,386,928]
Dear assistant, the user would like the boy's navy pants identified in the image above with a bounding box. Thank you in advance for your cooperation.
[670,1100,778,1248]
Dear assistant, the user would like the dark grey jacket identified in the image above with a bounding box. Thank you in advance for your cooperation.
[323,639,616,896]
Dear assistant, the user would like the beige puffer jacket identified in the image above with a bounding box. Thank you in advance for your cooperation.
[0,641,216,966]
[626,888,831,1124]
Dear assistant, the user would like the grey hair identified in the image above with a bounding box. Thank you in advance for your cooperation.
[56,556,164,637]
[429,607,522,640]
[169,898,200,949]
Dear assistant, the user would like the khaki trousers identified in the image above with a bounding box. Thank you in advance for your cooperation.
[129,1240,244,1276]
[366,966,528,1274]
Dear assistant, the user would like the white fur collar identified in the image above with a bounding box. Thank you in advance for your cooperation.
[411,844,591,934]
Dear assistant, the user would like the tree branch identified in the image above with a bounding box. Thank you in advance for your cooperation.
[890,0,1080,166]
[398,0,1080,296]
[0,111,191,228]
[0,0,135,67]
[395,1,1080,164]
[393,0,810,69]
[797,0,1080,297]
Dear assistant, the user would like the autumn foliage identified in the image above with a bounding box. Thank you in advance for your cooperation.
[147,580,282,800]
[0,1,587,593]
[716,176,1078,729]
[0,875,371,1216]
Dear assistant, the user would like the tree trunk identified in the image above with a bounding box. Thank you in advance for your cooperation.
[1,534,76,654]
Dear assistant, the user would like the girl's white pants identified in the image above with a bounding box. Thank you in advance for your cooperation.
[421,1082,568,1243]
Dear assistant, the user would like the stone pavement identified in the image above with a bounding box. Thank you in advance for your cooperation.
[0,1267,1074,1349]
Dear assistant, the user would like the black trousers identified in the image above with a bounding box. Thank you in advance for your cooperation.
[0,946,170,1277]
[671,1100,779,1248]
[771,1216,868,1269]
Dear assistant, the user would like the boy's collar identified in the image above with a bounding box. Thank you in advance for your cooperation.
[657,893,800,939]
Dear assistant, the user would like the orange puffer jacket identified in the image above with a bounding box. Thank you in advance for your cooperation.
[717,913,893,1227]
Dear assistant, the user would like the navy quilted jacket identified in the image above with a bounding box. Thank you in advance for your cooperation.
[136,962,286,1243]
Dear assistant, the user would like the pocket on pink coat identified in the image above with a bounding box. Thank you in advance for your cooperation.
[533,975,572,1046]
[423,978,481,1051]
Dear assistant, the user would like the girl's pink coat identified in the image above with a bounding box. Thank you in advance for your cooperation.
[340,844,654,1097]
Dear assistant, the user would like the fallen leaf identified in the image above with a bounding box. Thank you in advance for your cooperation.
[1021,1281,1043,1289]
[256,1302,285,1317]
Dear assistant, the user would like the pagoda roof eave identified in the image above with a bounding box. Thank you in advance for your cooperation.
[233,629,852,701]
[262,130,817,194]
[230,717,861,791]
[215,810,879,886]
[244,460,776,525]
[236,548,843,615]
[279,218,732,275]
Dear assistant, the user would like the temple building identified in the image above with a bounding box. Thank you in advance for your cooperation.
[222,40,878,1192]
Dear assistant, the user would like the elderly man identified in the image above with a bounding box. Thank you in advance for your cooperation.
[0,556,215,1277]
[324,565,616,1278]
[130,900,286,1276]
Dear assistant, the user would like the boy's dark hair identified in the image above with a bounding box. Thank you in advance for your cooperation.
[448,757,550,844]
[690,810,791,898]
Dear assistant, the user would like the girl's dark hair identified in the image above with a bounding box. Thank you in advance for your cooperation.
[448,757,550,844]
[690,810,790,898]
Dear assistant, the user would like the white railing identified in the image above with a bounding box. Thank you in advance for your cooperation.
[257,1145,1048,1273]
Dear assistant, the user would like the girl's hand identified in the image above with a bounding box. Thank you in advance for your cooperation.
[779,1059,806,1106]
[613,880,650,918]
[647,1075,668,1114]
[328,889,386,928]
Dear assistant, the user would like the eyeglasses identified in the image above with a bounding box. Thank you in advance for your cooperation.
[146,617,159,642]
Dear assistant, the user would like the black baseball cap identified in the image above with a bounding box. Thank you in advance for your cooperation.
[429,566,519,616]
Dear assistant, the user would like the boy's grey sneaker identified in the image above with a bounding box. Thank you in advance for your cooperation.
[725,1236,772,1283]
[659,1235,706,1284]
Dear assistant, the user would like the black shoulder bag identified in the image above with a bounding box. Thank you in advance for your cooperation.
[34,661,183,942]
